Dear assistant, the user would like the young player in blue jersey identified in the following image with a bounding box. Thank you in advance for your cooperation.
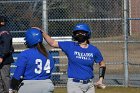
[9,28,55,93]
[34,23,106,93]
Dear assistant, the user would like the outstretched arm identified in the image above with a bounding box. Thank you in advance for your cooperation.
[42,31,59,48]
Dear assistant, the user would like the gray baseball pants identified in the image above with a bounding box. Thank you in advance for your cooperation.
[18,79,54,93]
[67,78,95,93]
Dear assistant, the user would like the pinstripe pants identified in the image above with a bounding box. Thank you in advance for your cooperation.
[0,64,11,93]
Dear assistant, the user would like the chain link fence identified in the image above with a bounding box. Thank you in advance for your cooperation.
[1,0,140,87]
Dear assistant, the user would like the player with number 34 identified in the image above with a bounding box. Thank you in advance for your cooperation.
[9,28,55,93]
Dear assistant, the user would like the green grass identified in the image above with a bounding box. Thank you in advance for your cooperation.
[54,87,140,93]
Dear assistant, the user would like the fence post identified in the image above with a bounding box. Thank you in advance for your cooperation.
[42,0,48,32]
[123,0,129,87]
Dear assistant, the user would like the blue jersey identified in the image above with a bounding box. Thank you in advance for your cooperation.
[13,48,54,80]
[58,41,103,80]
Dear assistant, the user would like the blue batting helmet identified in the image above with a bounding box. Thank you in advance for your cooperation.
[73,23,91,38]
[25,28,43,47]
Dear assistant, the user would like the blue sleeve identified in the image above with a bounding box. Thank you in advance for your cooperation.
[15,52,28,67]
[13,66,25,80]
[13,52,27,80]
[94,48,103,63]
[58,41,72,53]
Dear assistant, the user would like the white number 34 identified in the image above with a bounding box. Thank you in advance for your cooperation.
[35,59,50,74]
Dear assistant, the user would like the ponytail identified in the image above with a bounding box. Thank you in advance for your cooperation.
[36,42,48,58]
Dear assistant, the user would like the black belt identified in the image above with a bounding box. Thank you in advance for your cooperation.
[72,78,92,84]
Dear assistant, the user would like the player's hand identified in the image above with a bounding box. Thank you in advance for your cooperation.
[31,27,41,30]
[94,80,106,89]
[94,82,106,89]
[31,27,44,33]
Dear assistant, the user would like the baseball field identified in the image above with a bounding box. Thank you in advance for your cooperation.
[54,86,140,93]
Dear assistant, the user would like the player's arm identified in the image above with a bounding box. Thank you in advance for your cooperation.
[95,60,106,84]
[94,61,106,89]
[10,77,22,90]
[9,77,23,93]
[94,47,106,82]
[0,32,12,58]
[31,27,59,48]
[99,61,106,81]
[10,66,24,91]
[0,32,12,63]
[42,31,59,48]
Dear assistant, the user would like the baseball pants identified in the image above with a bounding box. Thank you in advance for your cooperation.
[18,79,54,93]
[67,78,95,93]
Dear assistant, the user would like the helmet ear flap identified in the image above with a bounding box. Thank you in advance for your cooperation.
[87,33,91,39]
[72,32,76,41]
